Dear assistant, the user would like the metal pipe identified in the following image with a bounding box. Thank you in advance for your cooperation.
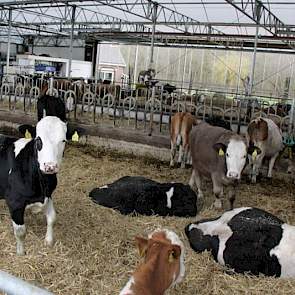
[0,270,53,295]
[249,25,259,95]
[6,8,12,75]
[133,44,139,84]
[67,5,76,78]
[149,3,158,69]
[181,46,187,90]
[288,58,294,135]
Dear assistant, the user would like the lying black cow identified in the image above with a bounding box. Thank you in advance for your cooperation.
[18,94,84,141]
[89,176,198,217]
[185,207,295,278]
[0,116,67,255]
[205,116,231,131]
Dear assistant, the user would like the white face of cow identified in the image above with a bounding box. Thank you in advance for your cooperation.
[225,139,247,180]
[35,116,67,174]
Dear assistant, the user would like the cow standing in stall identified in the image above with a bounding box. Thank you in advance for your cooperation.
[185,207,295,278]
[0,116,67,255]
[170,112,197,168]
[246,117,283,183]
[189,122,258,209]
[120,229,185,295]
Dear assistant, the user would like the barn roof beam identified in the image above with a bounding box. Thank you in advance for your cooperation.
[0,2,155,37]
[225,0,295,45]
[0,0,223,35]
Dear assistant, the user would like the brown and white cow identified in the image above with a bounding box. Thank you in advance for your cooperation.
[246,117,283,183]
[170,112,197,168]
[120,229,185,295]
[189,122,258,209]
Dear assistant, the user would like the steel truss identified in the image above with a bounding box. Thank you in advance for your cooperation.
[0,0,293,51]
[225,0,295,47]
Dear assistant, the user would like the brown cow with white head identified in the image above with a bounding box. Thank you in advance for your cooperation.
[189,121,258,209]
[246,117,283,183]
[120,229,185,295]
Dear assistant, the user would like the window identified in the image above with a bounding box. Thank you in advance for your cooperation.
[98,69,114,83]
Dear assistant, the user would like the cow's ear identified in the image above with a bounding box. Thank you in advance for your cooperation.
[66,124,86,142]
[18,124,36,138]
[135,236,148,258]
[213,143,227,156]
[168,245,181,263]
[247,146,261,158]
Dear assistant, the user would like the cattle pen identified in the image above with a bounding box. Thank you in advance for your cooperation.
[1,1,295,294]
[0,142,293,294]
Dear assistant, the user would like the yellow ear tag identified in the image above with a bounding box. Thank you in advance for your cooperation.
[25,129,32,139]
[218,148,224,156]
[252,149,258,161]
[71,131,79,142]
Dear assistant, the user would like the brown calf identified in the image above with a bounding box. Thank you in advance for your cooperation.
[246,117,283,183]
[170,112,197,168]
[120,229,185,295]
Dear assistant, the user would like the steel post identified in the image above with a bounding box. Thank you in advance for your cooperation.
[67,5,76,78]
[6,9,12,75]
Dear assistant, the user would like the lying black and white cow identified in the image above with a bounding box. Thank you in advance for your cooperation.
[18,94,84,141]
[89,176,198,217]
[185,207,295,278]
[0,116,67,255]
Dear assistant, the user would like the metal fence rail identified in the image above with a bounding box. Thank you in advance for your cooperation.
[0,270,53,295]
[0,74,294,137]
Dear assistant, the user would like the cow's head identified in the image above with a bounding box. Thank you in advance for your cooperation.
[213,135,261,180]
[135,229,185,289]
[18,123,85,142]
[35,116,67,174]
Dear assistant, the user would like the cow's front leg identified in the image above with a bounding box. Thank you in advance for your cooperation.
[212,175,223,209]
[189,169,204,200]
[11,208,26,255]
[170,141,177,167]
[44,198,56,247]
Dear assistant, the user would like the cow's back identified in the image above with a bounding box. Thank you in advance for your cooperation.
[190,122,232,178]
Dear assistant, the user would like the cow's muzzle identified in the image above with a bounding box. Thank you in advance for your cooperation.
[227,171,240,180]
[43,162,59,174]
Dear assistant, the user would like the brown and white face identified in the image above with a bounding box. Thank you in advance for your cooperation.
[213,137,261,180]
[135,229,185,288]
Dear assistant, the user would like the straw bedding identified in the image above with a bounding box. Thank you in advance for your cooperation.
[0,143,294,295]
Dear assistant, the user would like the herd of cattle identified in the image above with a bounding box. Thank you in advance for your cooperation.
[0,90,295,294]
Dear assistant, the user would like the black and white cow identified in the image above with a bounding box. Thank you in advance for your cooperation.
[0,116,67,255]
[18,94,84,141]
[185,207,295,278]
[89,176,198,217]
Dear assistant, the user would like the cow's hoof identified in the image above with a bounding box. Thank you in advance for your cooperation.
[16,247,25,256]
[251,176,257,184]
[45,237,54,248]
[213,199,222,209]
[197,192,204,200]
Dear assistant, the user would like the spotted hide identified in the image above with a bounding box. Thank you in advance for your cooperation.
[89,176,197,217]
[0,116,67,255]
[185,207,295,278]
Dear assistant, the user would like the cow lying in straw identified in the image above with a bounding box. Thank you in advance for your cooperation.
[120,229,185,295]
